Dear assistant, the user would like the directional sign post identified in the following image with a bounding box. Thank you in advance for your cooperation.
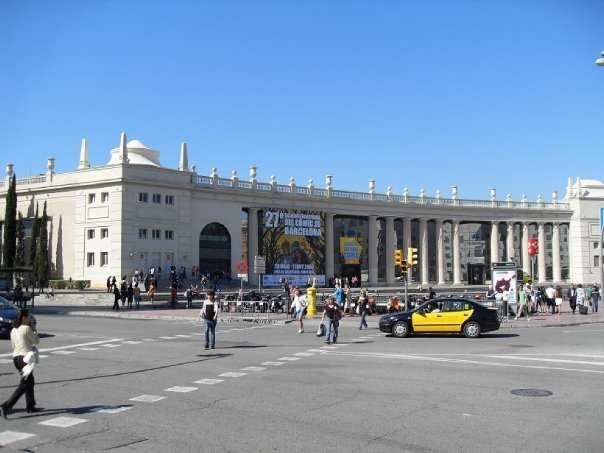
[254,256,266,292]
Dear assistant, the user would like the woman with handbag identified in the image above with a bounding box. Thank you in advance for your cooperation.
[1,309,40,418]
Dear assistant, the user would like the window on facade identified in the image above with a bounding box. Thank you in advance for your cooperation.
[165,195,174,205]
[100,252,109,266]
[595,256,600,268]
[165,230,174,240]
[87,252,95,267]
[138,228,148,239]
[152,229,161,240]
[101,192,109,203]
[139,192,148,203]
[152,193,162,203]
[88,193,96,204]
[87,229,95,240]
[595,242,600,249]
[101,228,109,239]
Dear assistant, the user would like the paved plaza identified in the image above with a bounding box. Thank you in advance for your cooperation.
[1,313,603,452]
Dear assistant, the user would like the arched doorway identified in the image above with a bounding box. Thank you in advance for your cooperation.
[199,223,231,279]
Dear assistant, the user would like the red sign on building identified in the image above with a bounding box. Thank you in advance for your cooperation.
[528,239,539,256]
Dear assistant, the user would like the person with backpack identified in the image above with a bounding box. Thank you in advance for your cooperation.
[322,297,342,344]
[200,290,219,350]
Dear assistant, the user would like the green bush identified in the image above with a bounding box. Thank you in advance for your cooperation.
[49,280,91,290]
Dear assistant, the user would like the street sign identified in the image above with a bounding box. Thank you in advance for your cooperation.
[236,260,248,274]
[253,256,266,274]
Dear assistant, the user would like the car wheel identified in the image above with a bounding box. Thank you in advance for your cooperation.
[392,321,409,338]
[463,321,481,338]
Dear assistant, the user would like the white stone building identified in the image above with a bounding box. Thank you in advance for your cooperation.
[0,133,602,288]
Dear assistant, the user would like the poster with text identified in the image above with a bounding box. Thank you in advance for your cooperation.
[261,209,326,286]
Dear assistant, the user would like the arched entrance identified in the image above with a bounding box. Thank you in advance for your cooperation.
[199,223,231,279]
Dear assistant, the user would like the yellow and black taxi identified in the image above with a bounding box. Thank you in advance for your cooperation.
[379,298,500,338]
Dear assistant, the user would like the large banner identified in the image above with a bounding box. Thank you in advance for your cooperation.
[261,209,326,286]
[339,236,363,265]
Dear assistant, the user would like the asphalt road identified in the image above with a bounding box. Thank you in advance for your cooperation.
[0,314,603,452]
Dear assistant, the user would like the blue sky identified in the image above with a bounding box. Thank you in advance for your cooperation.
[1,1,603,199]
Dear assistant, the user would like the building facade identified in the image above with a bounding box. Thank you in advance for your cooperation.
[0,133,602,288]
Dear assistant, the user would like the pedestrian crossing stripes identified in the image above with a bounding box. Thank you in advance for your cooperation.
[293,352,314,357]
[129,394,166,403]
[194,378,224,385]
[277,356,300,361]
[95,406,133,414]
[0,358,13,364]
[100,344,120,348]
[39,417,88,428]
[51,350,76,355]
[78,347,100,351]
[241,366,266,371]
[0,431,36,447]
[218,371,247,378]
[261,361,284,366]
[165,386,198,393]
[123,341,142,345]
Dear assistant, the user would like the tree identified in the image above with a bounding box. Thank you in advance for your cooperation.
[29,203,39,266]
[15,212,25,267]
[2,174,17,268]
[34,201,49,287]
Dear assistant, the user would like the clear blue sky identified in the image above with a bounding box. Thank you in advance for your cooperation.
[1,1,603,199]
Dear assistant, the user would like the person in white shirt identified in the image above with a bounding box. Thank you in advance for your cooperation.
[291,288,307,334]
[200,290,219,350]
[1,309,40,418]
[545,285,556,314]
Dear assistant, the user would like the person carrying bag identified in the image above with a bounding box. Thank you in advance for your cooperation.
[1,309,41,418]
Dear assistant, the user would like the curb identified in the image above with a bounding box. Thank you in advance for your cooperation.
[65,311,286,325]
[501,319,604,329]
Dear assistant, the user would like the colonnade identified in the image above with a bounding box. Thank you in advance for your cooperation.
[246,209,565,286]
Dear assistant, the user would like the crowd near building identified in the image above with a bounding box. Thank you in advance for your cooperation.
[0,133,602,289]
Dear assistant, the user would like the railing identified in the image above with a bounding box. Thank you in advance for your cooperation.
[195,175,569,210]
[16,175,46,185]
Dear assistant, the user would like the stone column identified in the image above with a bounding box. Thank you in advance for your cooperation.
[522,223,530,275]
[552,222,561,283]
[385,217,396,285]
[453,220,461,285]
[490,221,499,264]
[506,222,515,262]
[436,220,446,285]
[419,218,429,285]
[538,222,546,283]
[247,208,259,285]
[403,217,412,284]
[368,215,379,284]
[325,213,335,283]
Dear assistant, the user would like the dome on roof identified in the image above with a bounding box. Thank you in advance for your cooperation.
[107,138,161,167]
[579,179,604,187]
[126,139,151,149]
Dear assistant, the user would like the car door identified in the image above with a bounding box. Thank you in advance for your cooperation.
[411,301,445,332]
[439,300,474,332]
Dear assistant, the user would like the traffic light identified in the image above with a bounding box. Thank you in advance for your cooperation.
[401,260,408,273]
[407,247,418,267]
[394,249,403,267]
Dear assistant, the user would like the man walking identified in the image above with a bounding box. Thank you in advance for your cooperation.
[322,297,342,344]
[567,284,577,314]
[592,285,600,313]
[359,295,369,329]
[200,290,219,350]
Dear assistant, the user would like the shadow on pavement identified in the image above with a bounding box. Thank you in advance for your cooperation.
[0,355,232,389]
[9,404,134,420]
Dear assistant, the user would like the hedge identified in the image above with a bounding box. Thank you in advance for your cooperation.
[48,280,91,290]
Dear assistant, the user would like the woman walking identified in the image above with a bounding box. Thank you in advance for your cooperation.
[134,283,141,309]
[359,295,369,329]
[1,309,40,418]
